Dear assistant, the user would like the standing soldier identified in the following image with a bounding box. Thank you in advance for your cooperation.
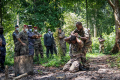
[16,25,29,55]
[71,22,89,69]
[58,28,66,56]
[12,25,20,56]
[63,35,86,72]
[33,26,43,60]
[98,35,105,53]
[0,26,6,72]
[27,25,36,57]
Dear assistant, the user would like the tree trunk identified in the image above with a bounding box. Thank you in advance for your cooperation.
[14,55,33,76]
[86,0,88,29]
[108,0,120,53]
[94,24,97,37]
[17,14,19,25]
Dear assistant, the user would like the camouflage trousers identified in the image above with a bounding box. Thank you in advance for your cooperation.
[63,54,89,72]
[99,44,104,53]
[34,44,44,60]
[19,45,29,56]
[62,48,66,56]
[82,46,89,56]
[14,42,21,57]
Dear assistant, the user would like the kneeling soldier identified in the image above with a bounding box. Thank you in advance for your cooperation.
[63,35,88,73]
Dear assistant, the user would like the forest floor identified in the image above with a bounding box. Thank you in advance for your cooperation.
[0,54,120,80]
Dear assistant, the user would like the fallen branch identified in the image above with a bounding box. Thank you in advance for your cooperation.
[13,73,28,80]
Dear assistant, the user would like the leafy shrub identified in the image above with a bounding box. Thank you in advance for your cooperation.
[92,32,115,53]
[4,30,14,65]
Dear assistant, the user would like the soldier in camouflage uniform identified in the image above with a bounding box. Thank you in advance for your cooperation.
[33,27,43,60]
[12,25,20,56]
[16,25,29,55]
[71,22,90,69]
[98,35,105,53]
[58,28,66,56]
[84,28,92,53]
[63,35,87,72]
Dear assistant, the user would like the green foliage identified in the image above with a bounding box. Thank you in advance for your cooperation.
[4,31,14,65]
[86,53,105,58]
[62,12,86,37]
[92,32,115,53]
[53,29,64,57]
[40,53,70,67]
[19,0,63,31]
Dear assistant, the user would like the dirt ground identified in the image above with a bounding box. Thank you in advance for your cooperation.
[0,55,120,80]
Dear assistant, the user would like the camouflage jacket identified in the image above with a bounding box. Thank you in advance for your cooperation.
[59,31,66,48]
[69,42,82,57]
[84,29,92,46]
[33,31,41,45]
[98,37,105,44]
[12,31,19,44]
[17,31,28,45]
[72,28,85,37]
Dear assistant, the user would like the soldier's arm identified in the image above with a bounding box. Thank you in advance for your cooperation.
[80,37,87,40]
[71,31,75,35]
[59,32,65,39]
[0,38,2,46]
[99,38,105,42]
[36,33,42,38]
[76,37,83,48]
[64,37,71,43]
[17,33,26,46]
[28,32,37,39]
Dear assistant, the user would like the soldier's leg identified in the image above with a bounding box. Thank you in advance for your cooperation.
[63,59,74,71]
[89,45,92,53]
[62,48,66,56]
[99,45,102,53]
[35,48,39,61]
[69,60,80,72]
[102,46,104,53]
[81,56,89,70]
[39,45,44,58]
[20,46,26,55]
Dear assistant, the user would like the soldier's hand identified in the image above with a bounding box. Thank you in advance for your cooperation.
[36,35,39,38]
[0,39,2,46]
[22,43,26,46]
[75,33,78,37]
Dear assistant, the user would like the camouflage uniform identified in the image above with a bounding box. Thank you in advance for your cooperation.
[63,42,89,72]
[59,31,66,56]
[71,28,89,68]
[34,31,43,59]
[99,37,105,53]
[12,31,20,56]
[84,29,92,54]
[17,31,29,55]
